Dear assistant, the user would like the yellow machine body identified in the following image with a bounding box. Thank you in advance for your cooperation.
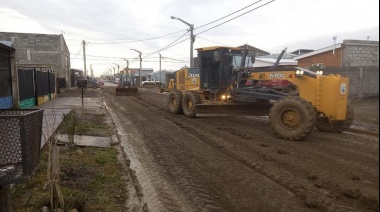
[166,46,352,140]
[245,70,349,121]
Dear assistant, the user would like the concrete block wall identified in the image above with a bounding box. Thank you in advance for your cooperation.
[342,40,379,67]
[323,66,379,99]
[0,32,70,79]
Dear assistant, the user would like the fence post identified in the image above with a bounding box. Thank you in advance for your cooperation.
[0,185,12,212]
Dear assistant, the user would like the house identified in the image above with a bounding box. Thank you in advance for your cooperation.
[148,70,175,88]
[294,40,379,68]
[127,68,154,83]
[291,49,314,56]
[0,32,71,86]
[238,44,270,57]
[251,58,297,68]
[294,39,379,99]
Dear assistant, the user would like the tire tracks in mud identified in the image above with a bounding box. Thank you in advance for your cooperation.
[104,88,379,212]
[103,89,225,211]
[135,88,379,212]
[181,115,379,211]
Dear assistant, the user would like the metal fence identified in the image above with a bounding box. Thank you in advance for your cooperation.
[0,109,43,185]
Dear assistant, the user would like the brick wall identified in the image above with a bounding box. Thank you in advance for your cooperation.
[0,32,70,80]
[297,48,342,68]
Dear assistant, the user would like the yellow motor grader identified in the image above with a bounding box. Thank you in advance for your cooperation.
[167,45,354,140]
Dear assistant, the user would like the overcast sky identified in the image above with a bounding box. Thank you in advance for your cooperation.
[1,0,379,77]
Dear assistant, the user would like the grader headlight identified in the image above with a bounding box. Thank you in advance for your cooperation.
[316,70,323,75]
[296,70,304,75]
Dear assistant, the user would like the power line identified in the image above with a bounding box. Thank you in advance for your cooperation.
[136,1,274,56]
[195,0,263,30]
[195,0,275,36]
[86,29,187,45]
[143,30,189,58]
[196,36,233,46]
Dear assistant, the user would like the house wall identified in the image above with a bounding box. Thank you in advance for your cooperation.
[297,48,342,68]
[342,40,379,67]
[0,32,70,82]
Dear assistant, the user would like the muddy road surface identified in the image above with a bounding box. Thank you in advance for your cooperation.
[102,86,379,212]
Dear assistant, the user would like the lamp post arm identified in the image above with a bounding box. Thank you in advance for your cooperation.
[176,18,192,28]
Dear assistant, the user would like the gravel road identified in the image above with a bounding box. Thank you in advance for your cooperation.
[102,86,379,212]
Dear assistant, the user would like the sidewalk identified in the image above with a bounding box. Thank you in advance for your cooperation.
[33,95,103,147]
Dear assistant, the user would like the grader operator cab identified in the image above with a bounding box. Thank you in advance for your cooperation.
[115,70,138,96]
[167,45,354,140]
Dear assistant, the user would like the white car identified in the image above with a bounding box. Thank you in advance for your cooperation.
[141,79,160,86]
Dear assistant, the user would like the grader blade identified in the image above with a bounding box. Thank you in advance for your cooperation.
[195,103,272,116]
[115,87,138,96]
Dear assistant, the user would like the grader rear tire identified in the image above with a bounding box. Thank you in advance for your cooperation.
[316,104,354,133]
[269,96,316,141]
[182,91,201,118]
[168,90,183,114]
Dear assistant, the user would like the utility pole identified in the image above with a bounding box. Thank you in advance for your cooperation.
[113,63,119,75]
[90,64,93,78]
[131,49,142,86]
[113,67,115,80]
[159,53,161,72]
[82,40,87,76]
[170,16,194,67]
[159,53,162,87]
[333,36,337,55]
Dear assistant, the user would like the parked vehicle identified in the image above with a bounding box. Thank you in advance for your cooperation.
[87,80,101,88]
[142,79,160,86]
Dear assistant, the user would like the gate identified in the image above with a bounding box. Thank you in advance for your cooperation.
[18,69,36,109]
[0,47,13,109]
[18,68,55,108]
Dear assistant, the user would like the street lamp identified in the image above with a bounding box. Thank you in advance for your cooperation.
[171,16,194,67]
[130,49,142,86]
[112,67,115,80]
[122,58,129,69]
[113,63,120,73]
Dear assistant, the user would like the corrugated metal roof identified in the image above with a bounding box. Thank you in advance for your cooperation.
[196,46,242,51]
[294,44,342,60]
[0,41,15,50]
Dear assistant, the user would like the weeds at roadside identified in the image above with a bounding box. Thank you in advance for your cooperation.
[11,103,127,211]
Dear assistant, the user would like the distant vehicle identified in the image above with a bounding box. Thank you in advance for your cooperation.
[87,80,101,88]
[96,79,105,85]
[142,79,160,86]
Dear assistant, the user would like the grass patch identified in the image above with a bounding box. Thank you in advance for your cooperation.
[11,146,128,211]
[11,106,127,211]
[59,110,114,137]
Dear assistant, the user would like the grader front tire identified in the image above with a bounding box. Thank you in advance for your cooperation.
[269,96,316,141]
[182,91,201,118]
